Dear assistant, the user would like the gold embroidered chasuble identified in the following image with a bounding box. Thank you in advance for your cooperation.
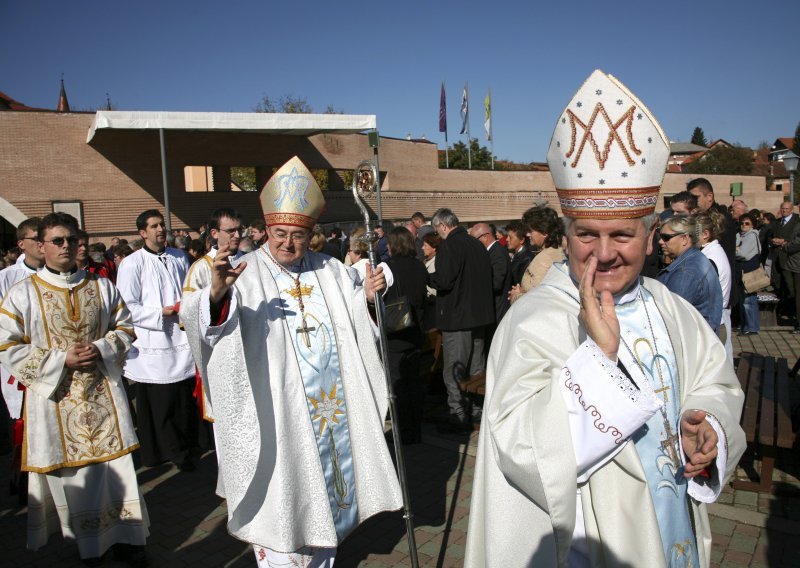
[0,269,138,473]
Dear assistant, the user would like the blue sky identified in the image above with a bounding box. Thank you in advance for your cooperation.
[2,0,795,163]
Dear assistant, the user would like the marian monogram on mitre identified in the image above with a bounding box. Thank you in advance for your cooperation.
[273,167,310,211]
[566,103,642,170]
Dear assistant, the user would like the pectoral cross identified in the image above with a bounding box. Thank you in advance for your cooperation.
[296,316,316,348]
[661,413,681,468]
[654,384,671,403]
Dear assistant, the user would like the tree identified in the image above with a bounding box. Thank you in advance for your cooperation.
[683,145,754,175]
[793,121,800,155]
[690,127,708,147]
[439,139,498,170]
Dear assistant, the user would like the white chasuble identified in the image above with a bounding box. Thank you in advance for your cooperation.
[464,262,746,568]
[180,249,402,553]
[0,269,138,472]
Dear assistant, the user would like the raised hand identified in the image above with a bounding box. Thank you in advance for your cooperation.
[365,263,386,303]
[578,256,620,360]
[680,409,718,478]
[210,242,247,303]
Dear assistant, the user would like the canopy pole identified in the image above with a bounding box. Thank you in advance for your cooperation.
[159,128,172,232]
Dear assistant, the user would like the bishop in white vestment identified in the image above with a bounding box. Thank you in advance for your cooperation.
[181,157,402,566]
[0,213,148,562]
[465,71,746,568]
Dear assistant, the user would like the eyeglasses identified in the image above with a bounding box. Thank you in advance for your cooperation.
[269,230,309,243]
[219,227,243,236]
[741,222,753,227]
[475,233,491,240]
[42,236,79,247]
[19,237,38,242]
[659,232,687,242]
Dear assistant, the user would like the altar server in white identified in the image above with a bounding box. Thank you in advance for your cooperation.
[181,156,401,567]
[116,209,197,470]
[465,70,746,568]
[0,212,148,563]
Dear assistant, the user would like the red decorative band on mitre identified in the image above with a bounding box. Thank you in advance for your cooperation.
[557,185,660,218]
[263,212,316,229]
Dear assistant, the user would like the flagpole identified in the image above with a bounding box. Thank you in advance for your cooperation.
[489,88,494,170]
[442,81,449,168]
[466,82,472,170]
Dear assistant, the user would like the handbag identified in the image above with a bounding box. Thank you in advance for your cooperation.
[742,265,771,294]
[382,265,415,333]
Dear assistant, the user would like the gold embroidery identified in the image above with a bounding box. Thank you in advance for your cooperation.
[283,283,314,300]
[0,307,23,326]
[0,340,21,351]
[566,103,642,169]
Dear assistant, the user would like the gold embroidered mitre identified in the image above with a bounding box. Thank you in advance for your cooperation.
[546,70,669,218]
[260,156,325,229]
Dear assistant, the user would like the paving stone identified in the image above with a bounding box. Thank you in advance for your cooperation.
[729,533,757,554]
[710,516,737,536]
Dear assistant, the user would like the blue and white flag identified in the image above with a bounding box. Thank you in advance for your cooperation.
[459,83,469,135]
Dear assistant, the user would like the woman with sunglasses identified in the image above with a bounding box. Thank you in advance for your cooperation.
[657,214,723,333]
[735,213,762,336]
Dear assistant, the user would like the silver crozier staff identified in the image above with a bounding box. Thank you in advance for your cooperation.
[351,160,420,568]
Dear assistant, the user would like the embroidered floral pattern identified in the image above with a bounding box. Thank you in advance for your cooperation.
[564,368,623,444]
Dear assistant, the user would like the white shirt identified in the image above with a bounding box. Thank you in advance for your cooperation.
[701,240,732,312]
[116,247,194,383]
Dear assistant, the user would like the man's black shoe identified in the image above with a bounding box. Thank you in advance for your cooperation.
[113,544,149,567]
[739,331,758,336]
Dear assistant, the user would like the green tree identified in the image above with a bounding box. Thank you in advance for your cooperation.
[690,127,707,147]
[439,139,498,170]
[793,121,800,155]
[683,145,754,175]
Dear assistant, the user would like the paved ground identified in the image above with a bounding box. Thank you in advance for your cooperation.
[1,329,799,567]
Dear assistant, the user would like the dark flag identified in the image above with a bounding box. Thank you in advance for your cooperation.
[439,82,447,133]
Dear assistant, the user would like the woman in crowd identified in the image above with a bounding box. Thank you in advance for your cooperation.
[657,214,723,333]
[384,227,428,444]
[736,212,762,336]
[695,209,733,360]
[509,206,565,303]
[421,232,441,330]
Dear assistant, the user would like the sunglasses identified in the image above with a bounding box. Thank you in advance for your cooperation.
[659,232,687,242]
[42,236,79,247]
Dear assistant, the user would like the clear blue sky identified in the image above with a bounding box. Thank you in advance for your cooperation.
[2,0,795,163]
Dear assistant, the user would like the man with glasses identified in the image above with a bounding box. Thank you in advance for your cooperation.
[181,156,401,567]
[0,217,43,477]
[117,209,198,472]
[0,212,148,565]
[182,208,244,427]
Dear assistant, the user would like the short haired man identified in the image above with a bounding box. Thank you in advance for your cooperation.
[730,199,748,220]
[182,208,243,425]
[429,208,495,428]
[116,209,198,471]
[76,229,114,282]
[412,212,435,261]
[669,190,698,215]
[248,219,267,248]
[506,220,534,286]
[0,212,148,564]
[470,222,511,324]
[180,157,401,565]
[0,217,43,469]
[770,201,800,323]
[466,70,744,567]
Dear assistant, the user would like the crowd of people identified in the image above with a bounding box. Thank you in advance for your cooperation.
[0,69,788,567]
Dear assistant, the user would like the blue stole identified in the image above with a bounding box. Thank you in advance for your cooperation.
[617,287,699,567]
[267,260,359,542]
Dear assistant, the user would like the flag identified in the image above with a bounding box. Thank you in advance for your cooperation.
[57,77,70,113]
[439,82,447,133]
[459,83,469,135]
[484,90,492,141]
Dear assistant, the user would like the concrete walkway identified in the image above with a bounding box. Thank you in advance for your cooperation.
[1,330,799,567]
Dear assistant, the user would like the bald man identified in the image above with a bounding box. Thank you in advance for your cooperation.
[470,223,511,325]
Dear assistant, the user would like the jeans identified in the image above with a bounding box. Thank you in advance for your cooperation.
[741,293,760,333]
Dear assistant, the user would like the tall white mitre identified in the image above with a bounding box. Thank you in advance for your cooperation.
[546,69,670,219]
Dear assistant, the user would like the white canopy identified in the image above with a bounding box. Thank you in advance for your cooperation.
[87,111,377,143]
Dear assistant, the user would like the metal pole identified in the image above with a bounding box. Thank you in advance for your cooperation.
[466,83,472,170]
[373,135,382,222]
[351,161,419,568]
[791,171,795,208]
[159,128,172,232]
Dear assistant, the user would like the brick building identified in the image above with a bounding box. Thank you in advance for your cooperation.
[0,107,781,248]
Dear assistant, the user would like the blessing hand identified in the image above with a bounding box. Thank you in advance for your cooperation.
[578,256,620,360]
[210,242,247,303]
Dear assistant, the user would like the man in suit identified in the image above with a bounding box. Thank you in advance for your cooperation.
[470,222,511,325]
[429,208,495,428]
[771,201,800,324]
